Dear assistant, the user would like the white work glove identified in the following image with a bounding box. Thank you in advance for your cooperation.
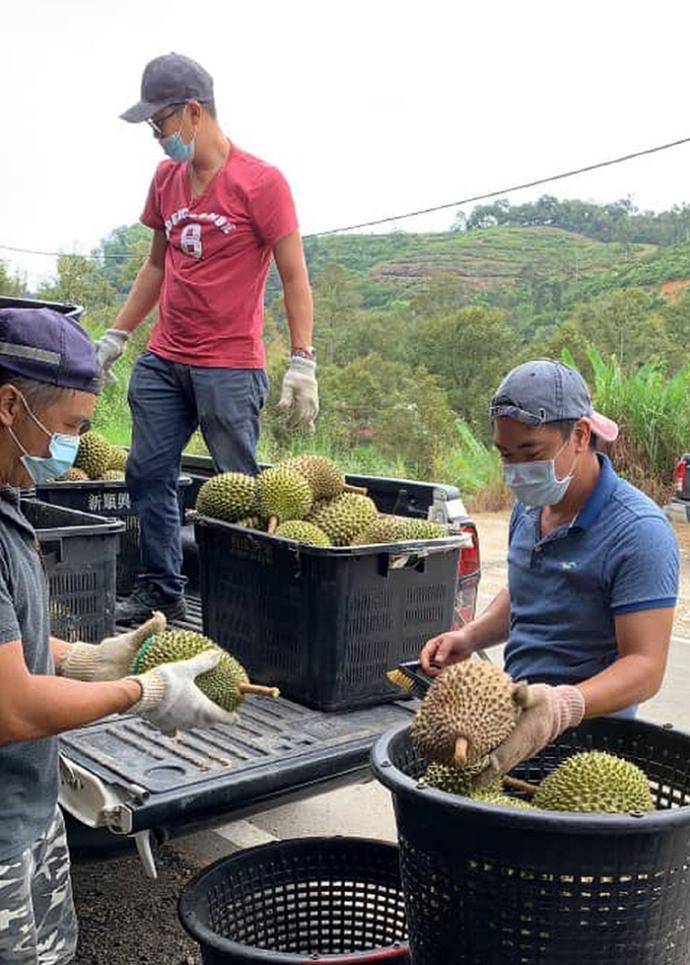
[96,329,130,384]
[278,356,319,432]
[128,650,236,734]
[476,683,585,786]
[59,613,166,682]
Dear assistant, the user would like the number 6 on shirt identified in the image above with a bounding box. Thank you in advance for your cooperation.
[180,223,203,259]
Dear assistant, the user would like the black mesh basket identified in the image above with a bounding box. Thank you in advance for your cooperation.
[371,718,690,965]
[179,837,410,963]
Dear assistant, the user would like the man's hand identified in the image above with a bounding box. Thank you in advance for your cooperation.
[95,329,130,384]
[59,612,166,682]
[420,628,476,676]
[128,650,236,734]
[278,356,319,431]
[476,683,585,786]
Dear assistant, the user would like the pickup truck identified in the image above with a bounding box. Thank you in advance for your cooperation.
[58,455,480,877]
[0,295,481,878]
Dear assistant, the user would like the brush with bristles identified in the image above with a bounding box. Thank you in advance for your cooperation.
[388,659,540,796]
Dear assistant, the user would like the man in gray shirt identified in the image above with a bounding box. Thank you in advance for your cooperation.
[0,306,234,964]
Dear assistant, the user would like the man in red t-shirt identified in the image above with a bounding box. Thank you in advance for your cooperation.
[97,53,317,624]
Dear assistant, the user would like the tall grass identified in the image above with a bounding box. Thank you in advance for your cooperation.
[436,420,510,511]
[563,345,690,502]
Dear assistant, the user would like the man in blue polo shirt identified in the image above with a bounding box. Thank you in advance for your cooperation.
[420,359,679,782]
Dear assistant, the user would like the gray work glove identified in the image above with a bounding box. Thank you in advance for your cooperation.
[128,650,236,734]
[476,683,585,786]
[95,329,130,384]
[278,356,319,432]
[59,613,166,682]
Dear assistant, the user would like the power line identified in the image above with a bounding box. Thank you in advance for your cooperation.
[3,131,690,261]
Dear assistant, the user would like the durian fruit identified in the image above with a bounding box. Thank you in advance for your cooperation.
[410,661,526,767]
[74,431,113,480]
[102,470,126,481]
[424,761,498,796]
[354,515,447,544]
[354,515,401,544]
[424,763,534,810]
[257,466,313,532]
[196,472,257,522]
[57,467,89,482]
[473,790,536,811]
[107,448,128,472]
[394,518,447,541]
[308,492,378,546]
[130,629,280,713]
[280,455,367,500]
[533,751,655,814]
[275,520,331,547]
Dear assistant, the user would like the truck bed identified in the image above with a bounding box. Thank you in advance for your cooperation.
[58,596,416,840]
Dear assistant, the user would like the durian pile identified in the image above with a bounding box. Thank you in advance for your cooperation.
[56,430,128,482]
[411,661,656,814]
[195,455,450,548]
[129,625,280,715]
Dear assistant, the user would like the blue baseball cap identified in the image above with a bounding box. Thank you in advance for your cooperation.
[0,308,101,395]
[490,359,618,442]
[120,52,214,123]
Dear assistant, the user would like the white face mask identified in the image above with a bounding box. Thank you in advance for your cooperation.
[502,439,577,507]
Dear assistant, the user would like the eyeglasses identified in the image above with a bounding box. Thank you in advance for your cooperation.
[146,104,186,138]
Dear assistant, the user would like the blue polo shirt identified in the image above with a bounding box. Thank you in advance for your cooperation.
[504,455,678,713]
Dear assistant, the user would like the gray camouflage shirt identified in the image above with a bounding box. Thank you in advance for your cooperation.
[0,489,57,859]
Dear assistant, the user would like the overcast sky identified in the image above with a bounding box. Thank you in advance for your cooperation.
[4,0,690,286]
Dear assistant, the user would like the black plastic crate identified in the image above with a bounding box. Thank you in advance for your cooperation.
[195,515,464,711]
[179,837,410,963]
[34,476,191,595]
[372,718,690,965]
[22,499,124,643]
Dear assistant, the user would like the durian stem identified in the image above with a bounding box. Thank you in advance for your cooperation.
[267,516,278,534]
[453,736,470,766]
[343,483,368,495]
[503,775,540,796]
[238,682,281,698]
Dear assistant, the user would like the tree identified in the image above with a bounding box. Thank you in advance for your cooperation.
[415,306,516,436]
[0,261,26,297]
[564,288,668,368]
[312,263,362,364]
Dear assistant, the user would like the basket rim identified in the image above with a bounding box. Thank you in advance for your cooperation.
[35,473,193,491]
[371,721,690,834]
[193,512,466,558]
[178,835,410,963]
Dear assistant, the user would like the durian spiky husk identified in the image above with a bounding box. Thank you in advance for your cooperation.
[307,492,377,545]
[257,466,313,523]
[196,472,257,522]
[423,763,535,810]
[354,514,447,545]
[102,469,126,481]
[280,455,345,500]
[58,467,89,482]
[74,431,113,480]
[130,629,250,713]
[107,448,128,472]
[275,519,330,547]
[411,661,523,766]
[533,751,655,814]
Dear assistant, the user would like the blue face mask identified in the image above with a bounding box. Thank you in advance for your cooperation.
[8,396,80,485]
[160,106,195,163]
[503,441,577,508]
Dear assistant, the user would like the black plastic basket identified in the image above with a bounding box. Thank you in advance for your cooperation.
[371,718,690,965]
[34,476,191,595]
[195,515,464,711]
[179,837,410,963]
[23,499,124,643]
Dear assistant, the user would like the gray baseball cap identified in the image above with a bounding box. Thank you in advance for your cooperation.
[490,359,619,442]
[120,52,213,123]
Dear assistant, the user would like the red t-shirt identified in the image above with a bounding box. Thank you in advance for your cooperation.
[141,146,298,368]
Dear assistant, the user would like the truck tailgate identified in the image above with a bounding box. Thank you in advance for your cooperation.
[58,598,415,837]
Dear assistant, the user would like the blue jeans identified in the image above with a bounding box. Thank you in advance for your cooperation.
[126,351,269,599]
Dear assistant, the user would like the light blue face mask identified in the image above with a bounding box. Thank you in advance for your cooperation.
[160,106,195,163]
[8,396,80,485]
[503,440,577,508]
